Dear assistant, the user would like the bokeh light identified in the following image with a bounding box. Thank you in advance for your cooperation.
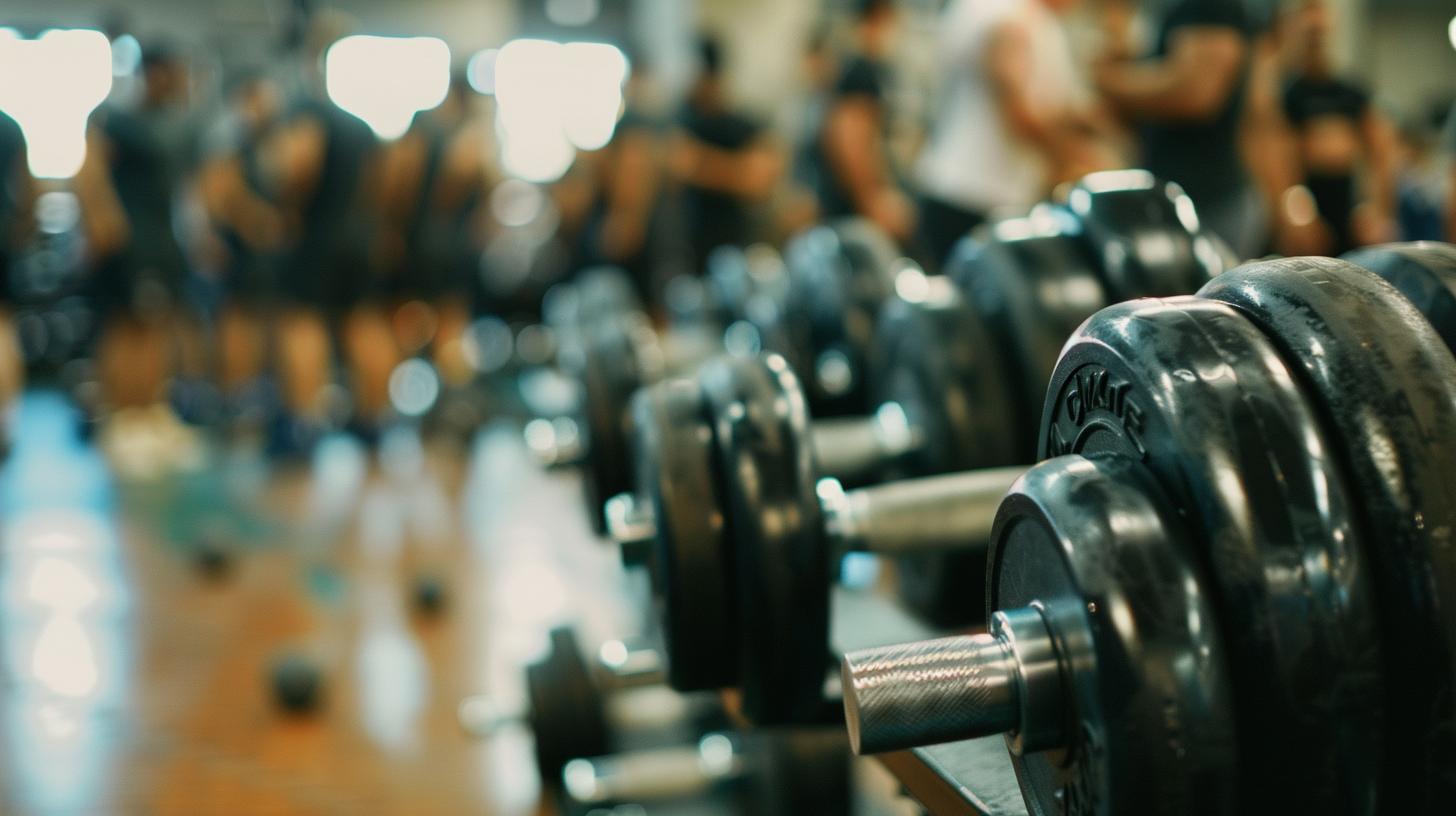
[0,29,113,178]
[325,35,451,140]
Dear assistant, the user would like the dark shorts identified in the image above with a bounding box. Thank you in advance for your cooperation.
[1307,171,1357,255]
[90,246,186,320]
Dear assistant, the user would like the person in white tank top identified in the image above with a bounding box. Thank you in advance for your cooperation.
[914,0,1102,265]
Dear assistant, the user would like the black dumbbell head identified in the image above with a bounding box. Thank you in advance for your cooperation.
[1042,290,1383,813]
[1201,256,1456,811]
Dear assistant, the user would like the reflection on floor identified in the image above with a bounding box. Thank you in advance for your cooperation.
[0,390,639,815]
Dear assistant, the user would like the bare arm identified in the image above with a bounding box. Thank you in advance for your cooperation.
[670,132,781,201]
[73,127,130,260]
[1095,25,1246,122]
[821,97,912,239]
[600,128,659,261]
[1359,107,1399,218]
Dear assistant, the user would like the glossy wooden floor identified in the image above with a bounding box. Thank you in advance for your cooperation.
[0,391,646,815]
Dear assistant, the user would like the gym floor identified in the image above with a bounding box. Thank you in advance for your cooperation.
[0,390,645,815]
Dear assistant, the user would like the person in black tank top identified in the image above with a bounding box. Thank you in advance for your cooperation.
[1093,0,1264,257]
[377,72,492,389]
[669,36,782,275]
[197,71,287,420]
[811,0,914,249]
[75,45,204,465]
[1280,0,1397,254]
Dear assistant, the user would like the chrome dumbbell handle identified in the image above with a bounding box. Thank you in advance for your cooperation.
[605,492,657,566]
[819,466,1023,557]
[840,607,1063,755]
[524,416,586,468]
[563,733,743,804]
[810,403,922,485]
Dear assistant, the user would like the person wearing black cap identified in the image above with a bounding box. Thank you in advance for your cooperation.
[670,35,782,275]
[814,0,913,245]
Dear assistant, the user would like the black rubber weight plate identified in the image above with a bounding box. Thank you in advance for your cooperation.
[1343,241,1456,356]
[1041,296,1384,814]
[951,223,1108,457]
[1201,257,1456,812]
[870,278,1022,626]
[1063,170,1219,299]
[576,319,644,534]
[989,455,1237,816]
[527,627,610,784]
[631,378,736,692]
[699,354,830,725]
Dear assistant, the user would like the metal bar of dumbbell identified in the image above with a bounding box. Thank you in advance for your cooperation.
[840,607,1063,756]
[817,466,1024,557]
[809,402,923,486]
[562,733,744,805]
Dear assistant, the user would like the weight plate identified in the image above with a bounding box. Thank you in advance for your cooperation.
[989,455,1236,816]
[1343,241,1456,356]
[870,275,1023,625]
[699,353,830,724]
[1041,296,1384,814]
[1201,257,1456,812]
[950,215,1108,455]
[782,219,900,416]
[573,317,648,533]
[527,626,610,785]
[1062,170,1224,299]
[870,274,1021,476]
[747,727,853,816]
[631,377,736,691]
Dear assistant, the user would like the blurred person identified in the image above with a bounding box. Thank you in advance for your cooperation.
[0,108,30,449]
[1093,0,1266,257]
[914,0,1111,266]
[576,55,663,308]
[75,43,202,475]
[268,13,390,451]
[781,23,837,236]
[1279,0,1397,253]
[376,71,493,389]
[814,0,914,245]
[670,35,783,274]
[196,70,287,427]
[1394,117,1445,242]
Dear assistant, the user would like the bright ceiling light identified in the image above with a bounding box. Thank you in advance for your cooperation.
[1449,15,1456,52]
[493,38,629,182]
[325,35,450,140]
[0,29,113,178]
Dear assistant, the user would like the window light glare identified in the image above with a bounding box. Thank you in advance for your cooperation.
[0,29,113,179]
[324,35,451,141]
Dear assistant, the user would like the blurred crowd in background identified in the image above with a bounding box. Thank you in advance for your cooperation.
[0,0,1453,479]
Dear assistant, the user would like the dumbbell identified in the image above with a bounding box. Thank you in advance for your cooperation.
[468,626,721,786]
[533,226,900,533]
[560,728,851,816]
[774,217,905,417]
[839,251,1456,815]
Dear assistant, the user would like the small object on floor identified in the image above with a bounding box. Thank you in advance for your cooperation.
[270,653,323,714]
[192,535,232,580]
[412,575,446,616]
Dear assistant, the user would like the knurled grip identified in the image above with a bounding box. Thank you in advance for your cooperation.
[841,633,1019,755]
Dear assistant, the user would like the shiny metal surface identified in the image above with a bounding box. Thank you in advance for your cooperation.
[821,466,1023,557]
